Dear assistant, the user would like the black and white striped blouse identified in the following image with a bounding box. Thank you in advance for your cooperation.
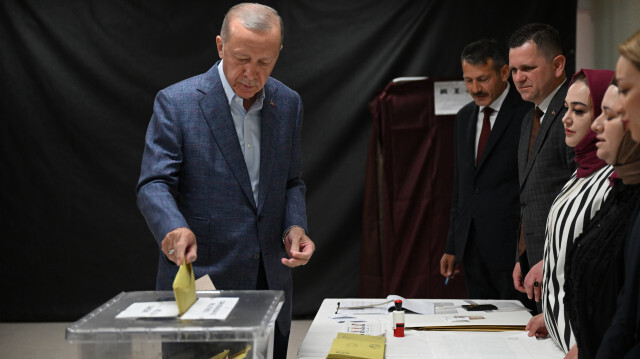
[542,164,614,353]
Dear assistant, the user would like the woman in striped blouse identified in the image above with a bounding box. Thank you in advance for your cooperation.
[525,68,615,357]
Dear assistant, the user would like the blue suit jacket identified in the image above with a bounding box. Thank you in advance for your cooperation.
[136,62,307,329]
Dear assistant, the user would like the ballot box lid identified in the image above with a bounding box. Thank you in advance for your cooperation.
[65,290,284,343]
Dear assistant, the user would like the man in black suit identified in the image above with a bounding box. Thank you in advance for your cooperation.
[508,24,576,304]
[441,39,530,299]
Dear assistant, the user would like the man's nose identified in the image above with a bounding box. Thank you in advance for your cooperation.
[244,63,256,79]
[512,70,524,83]
[471,81,481,94]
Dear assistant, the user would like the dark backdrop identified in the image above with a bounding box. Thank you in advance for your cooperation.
[0,0,576,321]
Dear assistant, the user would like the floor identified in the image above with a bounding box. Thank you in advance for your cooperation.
[0,320,313,359]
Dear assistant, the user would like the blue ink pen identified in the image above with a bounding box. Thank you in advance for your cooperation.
[445,276,450,285]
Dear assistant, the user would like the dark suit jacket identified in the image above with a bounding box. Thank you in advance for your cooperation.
[136,61,308,333]
[518,80,576,268]
[445,85,531,270]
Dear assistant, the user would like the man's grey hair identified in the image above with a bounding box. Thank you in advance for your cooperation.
[220,3,284,45]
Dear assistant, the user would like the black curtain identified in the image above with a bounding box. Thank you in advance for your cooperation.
[0,0,576,321]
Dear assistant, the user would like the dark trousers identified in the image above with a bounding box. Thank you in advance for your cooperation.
[257,256,290,359]
[518,252,540,314]
[462,224,519,300]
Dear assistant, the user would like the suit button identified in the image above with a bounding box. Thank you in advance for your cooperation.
[253,253,260,260]
[474,188,479,193]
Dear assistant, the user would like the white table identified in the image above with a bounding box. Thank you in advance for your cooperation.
[296,298,565,358]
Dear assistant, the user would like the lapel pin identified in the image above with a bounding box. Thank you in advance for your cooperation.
[270,100,275,108]
[552,111,556,115]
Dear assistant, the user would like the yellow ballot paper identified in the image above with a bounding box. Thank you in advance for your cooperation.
[209,349,230,359]
[326,332,385,359]
[230,345,251,359]
[172,262,196,315]
[207,345,251,359]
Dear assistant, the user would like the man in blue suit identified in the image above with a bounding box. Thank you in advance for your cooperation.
[136,4,315,358]
[440,39,530,299]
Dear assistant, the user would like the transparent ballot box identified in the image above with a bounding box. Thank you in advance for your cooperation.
[66,290,284,359]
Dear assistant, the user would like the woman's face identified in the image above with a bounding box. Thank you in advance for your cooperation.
[592,85,624,164]
[562,81,594,148]
[616,56,640,141]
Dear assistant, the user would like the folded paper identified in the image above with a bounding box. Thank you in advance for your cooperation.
[209,349,230,359]
[196,274,216,291]
[207,344,250,359]
[326,333,385,359]
[173,262,196,315]
[230,345,251,359]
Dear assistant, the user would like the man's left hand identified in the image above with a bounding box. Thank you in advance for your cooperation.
[282,226,315,268]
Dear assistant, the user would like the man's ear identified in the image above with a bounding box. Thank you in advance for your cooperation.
[216,36,224,59]
[500,64,510,82]
[553,54,566,77]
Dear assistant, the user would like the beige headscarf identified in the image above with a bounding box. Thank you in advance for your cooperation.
[614,131,640,184]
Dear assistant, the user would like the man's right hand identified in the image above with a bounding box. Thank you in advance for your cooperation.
[440,253,459,278]
[513,262,526,293]
[161,227,197,266]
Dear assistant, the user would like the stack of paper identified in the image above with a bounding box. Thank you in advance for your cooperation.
[326,333,385,359]
[405,309,531,331]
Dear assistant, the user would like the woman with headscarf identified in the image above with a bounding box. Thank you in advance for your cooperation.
[563,80,640,359]
[524,68,615,357]
[597,30,640,359]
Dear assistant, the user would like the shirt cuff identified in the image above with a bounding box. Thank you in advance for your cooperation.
[282,225,305,243]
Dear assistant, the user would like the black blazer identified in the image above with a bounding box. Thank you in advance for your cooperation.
[518,80,576,268]
[446,85,531,270]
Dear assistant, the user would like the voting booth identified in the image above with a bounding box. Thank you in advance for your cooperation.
[65,290,283,359]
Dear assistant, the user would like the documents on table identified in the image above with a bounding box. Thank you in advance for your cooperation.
[335,295,435,315]
[403,331,565,358]
[115,297,239,320]
[405,308,531,331]
[327,332,385,359]
[434,300,530,314]
[340,321,385,336]
[331,298,530,332]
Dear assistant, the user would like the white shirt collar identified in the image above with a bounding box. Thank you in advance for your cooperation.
[537,80,566,115]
